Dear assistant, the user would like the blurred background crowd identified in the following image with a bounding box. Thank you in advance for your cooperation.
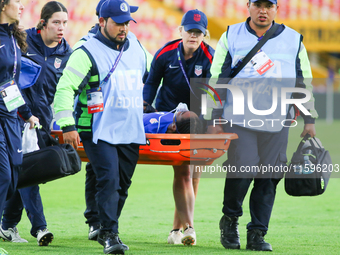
[20,0,340,119]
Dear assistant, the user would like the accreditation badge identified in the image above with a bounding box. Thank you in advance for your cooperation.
[250,49,274,75]
[86,87,104,114]
[0,79,25,112]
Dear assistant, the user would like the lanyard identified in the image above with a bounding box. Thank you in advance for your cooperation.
[11,35,17,78]
[257,24,272,41]
[100,45,124,86]
[176,46,198,98]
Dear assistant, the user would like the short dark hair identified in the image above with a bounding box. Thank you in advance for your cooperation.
[176,112,202,134]
[36,1,68,30]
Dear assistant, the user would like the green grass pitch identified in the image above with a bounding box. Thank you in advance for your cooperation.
[1,119,339,254]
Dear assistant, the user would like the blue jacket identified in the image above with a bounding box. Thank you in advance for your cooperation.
[143,39,214,114]
[0,23,31,120]
[21,28,72,131]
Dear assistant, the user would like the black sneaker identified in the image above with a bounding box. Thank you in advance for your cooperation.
[117,236,129,251]
[88,223,101,241]
[98,232,128,251]
[219,215,240,249]
[97,231,125,254]
[246,229,272,251]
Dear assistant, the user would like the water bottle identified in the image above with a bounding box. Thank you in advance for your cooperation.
[302,149,314,174]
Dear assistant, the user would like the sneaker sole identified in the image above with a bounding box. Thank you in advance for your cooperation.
[99,237,128,251]
[181,236,195,246]
[12,238,28,243]
[221,240,240,249]
[246,244,272,251]
[38,233,54,246]
[121,244,129,251]
[104,244,125,254]
[220,236,240,249]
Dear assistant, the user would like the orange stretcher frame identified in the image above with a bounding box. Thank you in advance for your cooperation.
[51,131,238,166]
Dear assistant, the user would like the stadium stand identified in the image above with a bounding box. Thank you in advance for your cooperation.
[21,0,340,84]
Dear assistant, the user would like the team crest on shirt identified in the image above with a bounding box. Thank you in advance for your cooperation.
[194,65,202,76]
[54,58,62,69]
[149,118,158,124]
[194,14,201,22]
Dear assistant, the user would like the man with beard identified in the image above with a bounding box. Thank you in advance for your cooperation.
[53,0,147,254]
[69,0,153,243]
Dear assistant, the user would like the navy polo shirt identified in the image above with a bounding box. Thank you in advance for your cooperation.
[143,39,214,114]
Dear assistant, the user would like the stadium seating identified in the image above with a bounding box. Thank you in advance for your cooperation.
[20,0,340,81]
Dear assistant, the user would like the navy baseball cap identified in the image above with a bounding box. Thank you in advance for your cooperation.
[96,0,107,15]
[181,9,208,35]
[250,0,277,4]
[99,0,138,23]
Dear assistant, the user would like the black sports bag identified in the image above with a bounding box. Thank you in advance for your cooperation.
[17,127,82,189]
[284,134,332,196]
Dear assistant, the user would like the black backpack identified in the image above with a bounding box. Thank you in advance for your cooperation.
[284,135,332,196]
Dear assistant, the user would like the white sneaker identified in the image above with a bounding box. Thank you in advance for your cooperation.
[0,226,28,243]
[181,225,196,246]
[37,228,53,246]
[167,229,183,244]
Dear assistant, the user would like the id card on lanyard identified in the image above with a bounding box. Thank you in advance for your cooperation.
[250,49,274,75]
[0,80,25,112]
[86,45,124,114]
[86,87,104,114]
[0,36,25,112]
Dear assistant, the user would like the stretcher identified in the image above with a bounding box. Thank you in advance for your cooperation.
[51,131,238,166]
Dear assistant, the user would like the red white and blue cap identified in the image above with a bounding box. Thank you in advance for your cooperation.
[250,0,277,4]
[181,9,208,35]
[99,0,138,23]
